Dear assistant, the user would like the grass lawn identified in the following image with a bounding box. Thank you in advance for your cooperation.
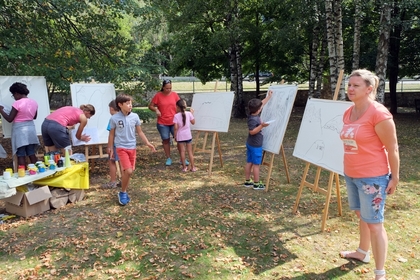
[0,107,419,279]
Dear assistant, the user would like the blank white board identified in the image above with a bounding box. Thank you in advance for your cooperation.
[261,85,298,154]
[0,76,50,138]
[70,83,116,145]
[292,98,352,175]
[191,92,234,132]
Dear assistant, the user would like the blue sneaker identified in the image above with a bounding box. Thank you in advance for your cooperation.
[165,158,172,166]
[179,160,190,166]
[118,192,130,206]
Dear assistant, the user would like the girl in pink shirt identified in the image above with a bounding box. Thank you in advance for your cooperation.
[173,99,196,172]
[41,104,95,153]
[0,82,39,166]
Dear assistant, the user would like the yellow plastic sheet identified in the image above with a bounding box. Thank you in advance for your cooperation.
[33,162,89,189]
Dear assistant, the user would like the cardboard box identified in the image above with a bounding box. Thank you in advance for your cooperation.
[49,188,85,209]
[68,189,85,203]
[49,188,69,209]
[4,186,51,217]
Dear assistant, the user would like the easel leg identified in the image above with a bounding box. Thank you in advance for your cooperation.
[216,132,223,167]
[208,132,217,175]
[116,160,122,180]
[293,162,310,213]
[280,145,291,183]
[193,131,200,153]
[264,153,275,192]
[335,173,342,216]
[321,171,335,231]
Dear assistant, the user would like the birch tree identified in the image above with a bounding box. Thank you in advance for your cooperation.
[375,0,392,103]
[325,0,345,99]
[352,0,362,70]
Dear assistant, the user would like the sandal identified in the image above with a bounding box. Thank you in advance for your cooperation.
[190,167,198,172]
[374,269,386,280]
[340,247,370,263]
[182,167,188,172]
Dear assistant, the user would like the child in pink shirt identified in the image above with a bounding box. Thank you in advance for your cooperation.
[173,99,196,172]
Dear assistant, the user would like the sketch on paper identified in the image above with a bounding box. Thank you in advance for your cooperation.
[293,98,352,175]
[71,127,100,146]
[0,76,50,138]
[190,92,234,132]
[260,85,298,154]
[70,84,116,144]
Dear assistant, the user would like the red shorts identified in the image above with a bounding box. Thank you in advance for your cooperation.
[116,148,136,170]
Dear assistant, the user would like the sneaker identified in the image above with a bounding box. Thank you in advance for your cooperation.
[253,181,265,190]
[101,181,118,189]
[244,180,254,187]
[118,192,130,206]
[179,160,190,166]
[165,158,172,166]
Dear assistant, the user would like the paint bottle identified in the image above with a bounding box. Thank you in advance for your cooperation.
[18,165,26,177]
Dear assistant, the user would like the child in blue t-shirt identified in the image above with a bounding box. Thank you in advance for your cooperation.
[101,100,120,189]
[244,90,272,190]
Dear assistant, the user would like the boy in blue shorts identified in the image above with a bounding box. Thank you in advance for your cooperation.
[244,90,272,190]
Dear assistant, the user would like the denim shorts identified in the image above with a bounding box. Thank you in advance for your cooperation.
[156,124,174,141]
[344,174,390,224]
[41,119,70,149]
[109,146,119,161]
[177,139,192,144]
[246,143,263,165]
[16,144,37,157]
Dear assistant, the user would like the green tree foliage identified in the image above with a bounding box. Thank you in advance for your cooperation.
[0,0,159,101]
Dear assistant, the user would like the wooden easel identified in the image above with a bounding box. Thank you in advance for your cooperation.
[193,131,223,175]
[261,145,290,191]
[292,69,344,231]
[84,143,121,178]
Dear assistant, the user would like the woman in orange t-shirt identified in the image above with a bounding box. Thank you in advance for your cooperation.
[339,69,399,280]
[148,79,180,166]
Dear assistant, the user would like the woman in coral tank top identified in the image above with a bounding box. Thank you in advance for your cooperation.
[339,69,399,280]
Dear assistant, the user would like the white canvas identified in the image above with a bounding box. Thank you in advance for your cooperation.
[293,98,352,175]
[261,85,298,154]
[0,76,50,138]
[70,83,116,145]
[190,92,234,132]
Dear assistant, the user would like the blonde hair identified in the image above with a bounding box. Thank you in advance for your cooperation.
[349,69,379,99]
[80,104,96,116]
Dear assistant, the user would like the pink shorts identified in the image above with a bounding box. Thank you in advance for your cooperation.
[116,148,136,170]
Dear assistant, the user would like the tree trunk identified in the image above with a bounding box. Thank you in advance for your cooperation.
[334,0,345,100]
[388,3,404,114]
[352,0,362,70]
[325,0,344,99]
[309,4,321,98]
[230,43,246,118]
[375,0,392,104]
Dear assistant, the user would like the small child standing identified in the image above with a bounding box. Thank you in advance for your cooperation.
[101,100,120,189]
[244,90,273,190]
[108,94,156,205]
[173,99,197,172]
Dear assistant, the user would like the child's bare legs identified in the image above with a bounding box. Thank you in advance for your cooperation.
[252,164,261,182]
[120,167,133,193]
[109,160,118,183]
[245,162,253,180]
[178,142,187,170]
[186,142,195,170]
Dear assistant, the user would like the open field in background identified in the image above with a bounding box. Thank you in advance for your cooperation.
[167,78,420,93]
[0,108,419,279]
